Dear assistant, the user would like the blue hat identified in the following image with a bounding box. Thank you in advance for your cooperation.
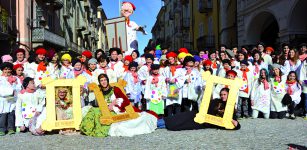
[193,55,201,62]
[240,60,249,66]
[155,50,162,59]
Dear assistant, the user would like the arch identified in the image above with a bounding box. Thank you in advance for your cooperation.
[246,11,279,46]
[287,0,307,45]
[288,0,307,33]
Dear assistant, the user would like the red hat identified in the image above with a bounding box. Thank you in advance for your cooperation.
[123,1,136,11]
[265,47,274,52]
[124,55,133,62]
[13,64,23,70]
[178,47,188,54]
[226,70,237,77]
[15,48,25,55]
[82,50,92,59]
[166,52,177,59]
[203,60,212,66]
[46,48,56,60]
[35,47,47,55]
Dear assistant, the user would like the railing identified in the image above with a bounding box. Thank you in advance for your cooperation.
[32,28,66,47]
[180,0,189,5]
[169,11,174,20]
[175,26,182,37]
[182,18,190,28]
[198,0,213,13]
[197,35,215,50]
[174,2,182,13]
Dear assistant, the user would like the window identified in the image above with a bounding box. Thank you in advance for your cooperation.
[199,22,204,38]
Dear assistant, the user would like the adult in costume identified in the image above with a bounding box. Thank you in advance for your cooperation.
[164,88,240,131]
[80,74,157,137]
[121,1,146,55]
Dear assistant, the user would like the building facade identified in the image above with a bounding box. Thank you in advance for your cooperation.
[15,0,107,56]
[0,0,17,56]
[237,0,307,50]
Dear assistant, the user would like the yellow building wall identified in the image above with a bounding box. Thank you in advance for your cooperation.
[191,0,220,51]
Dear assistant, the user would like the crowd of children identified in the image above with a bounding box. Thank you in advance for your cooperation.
[0,42,306,136]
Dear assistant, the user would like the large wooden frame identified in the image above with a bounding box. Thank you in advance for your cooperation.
[104,17,127,53]
[88,80,139,125]
[41,76,86,131]
[194,71,243,129]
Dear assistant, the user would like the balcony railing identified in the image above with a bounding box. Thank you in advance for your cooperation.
[46,0,64,10]
[198,0,213,13]
[169,11,174,20]
[197,35,215,50]
[32,28,66,47]
[174,2,182,13]
[181,0,189,5]
[182,18,190,29]
[175,26,182,37]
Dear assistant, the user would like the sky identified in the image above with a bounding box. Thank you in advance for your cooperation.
[100,0,162,54]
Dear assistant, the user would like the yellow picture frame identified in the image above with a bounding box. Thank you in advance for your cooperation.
[194,71,243,129]
[41,76,86,131]
[88,79,139,125]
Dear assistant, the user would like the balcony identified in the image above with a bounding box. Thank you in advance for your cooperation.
[181,0,189,5]
[46,0,64,10]
[169,11,174,20]
[198,0,213,13]
[174,2,182,13]
[175,26,182,37]
[32,28,65,47]
[182,18,190,29]
[197,35,215,50]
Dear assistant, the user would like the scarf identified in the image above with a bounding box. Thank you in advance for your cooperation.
[110,61,118,70]
[170,65,177,76]
[7,75,17,85]
[286,80,296,95]
[85,69,92,76]
[17,75,24,83]
[147,64,151,72]
[254,63,260,74]
[14,59,27,65]
[275,76,281,83]
[99,66,108,74]
[261,79,269,90]
[126,17,131,27]
[74,69,83,77]
[212,61,217,69]
[151,74,160,87]
[37,62,47,72]
[186,68,192,75]
[131,71,138,84]
[224,67,230,72]
[25,88,35,93]
[124,65,129,72]
[240,68,250,93]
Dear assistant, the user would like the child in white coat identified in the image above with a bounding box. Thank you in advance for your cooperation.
[15,77,45,132]
[144,64,167,115]
[0,62,22,135]
[251,69,271,119]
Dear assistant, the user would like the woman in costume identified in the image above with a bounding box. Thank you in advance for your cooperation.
[80,74,157,137]
[164,88,240,131]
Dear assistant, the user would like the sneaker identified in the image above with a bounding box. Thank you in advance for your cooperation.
[7,129,15,135]
[289,114,296,119]
[0,131,5,136]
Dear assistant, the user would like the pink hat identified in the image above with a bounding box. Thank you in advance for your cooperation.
[1,55,13,63]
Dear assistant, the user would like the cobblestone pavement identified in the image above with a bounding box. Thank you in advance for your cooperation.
[1,118,306,150]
